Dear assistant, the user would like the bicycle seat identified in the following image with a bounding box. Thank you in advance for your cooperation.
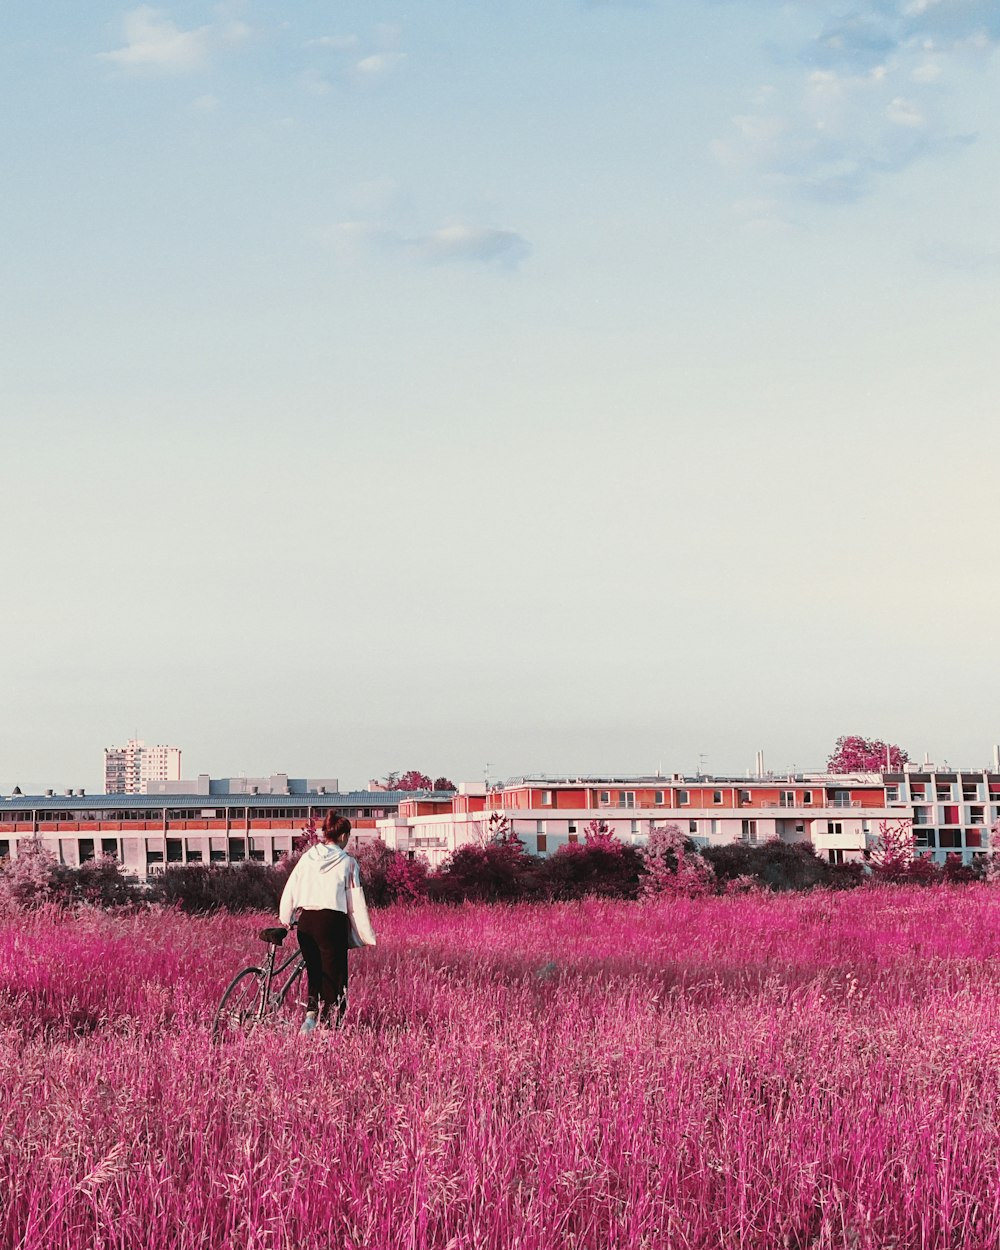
[259,926,288,945]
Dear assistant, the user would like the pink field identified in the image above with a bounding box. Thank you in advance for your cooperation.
[4,888,1000,1249]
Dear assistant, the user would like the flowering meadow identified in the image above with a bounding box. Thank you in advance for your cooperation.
[4,889,1000,1249]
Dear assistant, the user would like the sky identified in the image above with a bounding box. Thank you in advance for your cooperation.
[3,0,1000,792]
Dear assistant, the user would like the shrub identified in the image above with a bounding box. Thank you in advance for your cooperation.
[640,824,715,898]
[428,840,539,904]
[703,840,852,892]
[537,826,642,901]
[148,862,289,914]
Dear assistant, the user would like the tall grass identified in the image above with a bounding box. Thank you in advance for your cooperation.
[3,888,1000,1248]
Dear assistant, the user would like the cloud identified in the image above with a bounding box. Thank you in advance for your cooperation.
[328,220,531,269]
[353,52,407,78]
[306,35,359,51]
[100,7,212,72]
[416,225,531,266]
[716,0,989,205]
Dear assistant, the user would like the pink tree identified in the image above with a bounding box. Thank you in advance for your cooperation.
[640,824,715,898]
[827,735,909,773]
[869,818,915,882]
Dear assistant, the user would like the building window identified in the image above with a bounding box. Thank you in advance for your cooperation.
[654,791,664,804]
[166,839,183,863]
[146,850,164,864]
[630,820,639,835]
[101,838,119,859]
[536,834,547,853]
[710,820,718,836]
[536,820,545,835]
[780,791,794,807]
[568,822,577,835]
[599,791,610,806]
[828,822,843,836]
[939,829,962,849]
[885,785,899,802]
[827,848,844,864]
[970,806,985,824]
[622,791,636,808]
[540,791,552,806]
[739,790,751,805]
[187,849,204,863]
[914,828,935,849]
[712,790,722,804]
[210,849,226,863]
[966,829,983,848]
[741,820,757,843]
[678,790,689,805]
[228,838,246,862]
[78,839,96,863]
[688,819,697,834]
[803,792,812,805]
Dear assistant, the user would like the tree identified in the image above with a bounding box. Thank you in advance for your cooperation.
[827,735,909,773]
[386,770,433,791]
[868,818,915,882]
[640,823,715,898]
[433,777,456,791]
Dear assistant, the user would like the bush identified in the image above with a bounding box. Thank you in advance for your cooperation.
[640,824,715,898]
[703,840,857,893]
[353,839,429,906]
[0,841,144,911]
[148,862,290,914]
[428,840,539,904]
[537,829,643,901]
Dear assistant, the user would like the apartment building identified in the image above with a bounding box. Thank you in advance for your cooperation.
[376,769,1000,868]
[103,739,182,794]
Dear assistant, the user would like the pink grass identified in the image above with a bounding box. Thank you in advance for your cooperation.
[3,888,1000,1248]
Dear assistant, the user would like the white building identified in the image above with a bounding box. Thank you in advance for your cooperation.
[104,739,182,794]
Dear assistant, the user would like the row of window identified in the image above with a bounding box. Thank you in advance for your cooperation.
[0,806,387,824]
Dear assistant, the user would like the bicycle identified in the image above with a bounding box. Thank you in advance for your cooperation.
[212,924,308,1040]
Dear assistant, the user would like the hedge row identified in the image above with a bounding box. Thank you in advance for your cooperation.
[0,833,986,914]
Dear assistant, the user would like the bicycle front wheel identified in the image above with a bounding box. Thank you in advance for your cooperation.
[213,966,266,1040]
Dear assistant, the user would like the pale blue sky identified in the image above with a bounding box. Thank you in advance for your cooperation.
[3,1,999,791]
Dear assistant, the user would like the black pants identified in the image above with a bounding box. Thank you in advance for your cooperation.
[296,909,349,1024]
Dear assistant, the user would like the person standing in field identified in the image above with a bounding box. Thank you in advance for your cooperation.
[279,813,358,1033]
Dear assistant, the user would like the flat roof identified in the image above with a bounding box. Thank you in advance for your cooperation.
[0,789,452,811]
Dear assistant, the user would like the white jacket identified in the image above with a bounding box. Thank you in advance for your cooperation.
[279,842,360,925]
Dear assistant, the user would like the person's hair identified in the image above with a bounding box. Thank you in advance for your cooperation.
[322,813,352,842]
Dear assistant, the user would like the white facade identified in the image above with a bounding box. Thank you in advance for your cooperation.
[104,739,182,795]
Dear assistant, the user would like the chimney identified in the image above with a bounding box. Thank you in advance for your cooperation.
[993,744,1000,773]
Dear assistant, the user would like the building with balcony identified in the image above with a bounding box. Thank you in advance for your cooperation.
[103,739,182,794]
[376,769,1000,868]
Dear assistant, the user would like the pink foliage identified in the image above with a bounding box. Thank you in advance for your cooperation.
[640,823,716,898]
[5,892,1000,1247]
[827,734,909,773]
[868,818,915,882]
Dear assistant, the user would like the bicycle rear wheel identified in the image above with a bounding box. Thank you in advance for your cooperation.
[213,966,266,1040]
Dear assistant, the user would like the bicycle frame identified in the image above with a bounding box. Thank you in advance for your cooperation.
[259,941,305,1017]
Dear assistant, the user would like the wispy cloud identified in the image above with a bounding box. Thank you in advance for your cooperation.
[717,0,991,204]
[330,220,531,269]
[100,7,212,72]
[100,6,252,74]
